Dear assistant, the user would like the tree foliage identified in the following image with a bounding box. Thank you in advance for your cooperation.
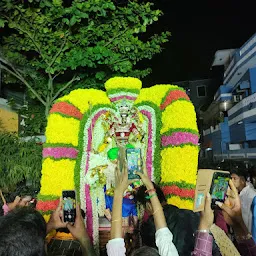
[0,0,170,116]
[0,132,42,192]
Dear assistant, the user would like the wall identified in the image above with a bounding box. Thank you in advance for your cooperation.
[249,67,256,93]
[0,107,18,133]
[229,122,246,143]
[212,130,222,154]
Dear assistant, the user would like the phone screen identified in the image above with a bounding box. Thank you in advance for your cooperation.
[62,190,76,223]
[210,174,229,203]
[126,148,142,179]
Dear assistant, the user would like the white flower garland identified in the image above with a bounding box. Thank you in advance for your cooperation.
[79,107,115,245]
[108,92,139,99]
[79,104,156,247]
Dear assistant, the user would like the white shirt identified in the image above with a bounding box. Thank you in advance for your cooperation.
[106,227,179,256]
[240,182,256,232]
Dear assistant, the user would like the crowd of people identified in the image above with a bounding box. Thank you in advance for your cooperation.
[1,162,256,256]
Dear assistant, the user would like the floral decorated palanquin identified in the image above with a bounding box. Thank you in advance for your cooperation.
[37,77,199,248]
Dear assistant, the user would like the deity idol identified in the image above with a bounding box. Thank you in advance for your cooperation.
[98,99,144,152]
[87,99,144,228]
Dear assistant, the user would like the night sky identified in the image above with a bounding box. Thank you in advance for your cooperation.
[140,0,256,86]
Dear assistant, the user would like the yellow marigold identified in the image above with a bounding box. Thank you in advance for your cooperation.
[45,114,80,146]
[43,214,51,223]
[136,85,173,106]
[40,158,75,196]
[46,230,57,243]
[161,145,198,184]
[167,196,193,210]
[161,101,198,133]
[58,89,110,114]
[105,77,142,91]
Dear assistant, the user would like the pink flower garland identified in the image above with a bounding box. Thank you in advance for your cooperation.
[110,95,136,102]
[85,110,106,241]
[43,147,78,159]
[161,132,198,147]
[140,110,153,180]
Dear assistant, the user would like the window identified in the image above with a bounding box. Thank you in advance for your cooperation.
[197,85,206,97]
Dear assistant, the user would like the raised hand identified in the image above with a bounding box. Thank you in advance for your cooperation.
[216,180,243,226]
[67,203,87,241]
[198,193,214,230]
[67,203,95,256]
[115,159,130,194]
[46,199,66,233]
[8,195,32,211]
[135,164,153,190]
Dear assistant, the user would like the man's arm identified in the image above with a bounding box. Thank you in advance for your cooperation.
[192,232,213,256]
[217,180,256,256]
[191,193,214,256]
[76,233,95,256]
[46,199,95,256]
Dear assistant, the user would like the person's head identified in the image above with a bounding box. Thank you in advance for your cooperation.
[0,207,46,256]
[230,168,247,192]
[135,183,166,214]
[132,246,159,256]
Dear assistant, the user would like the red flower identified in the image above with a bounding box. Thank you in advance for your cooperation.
[50,102,83,120]
[160,90,190,110]
[36,199,60,211]
[162,185,195,199]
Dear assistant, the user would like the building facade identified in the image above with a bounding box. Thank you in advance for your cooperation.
[202,33,256,161]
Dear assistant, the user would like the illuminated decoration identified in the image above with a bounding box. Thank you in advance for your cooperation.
[37,77,199,246]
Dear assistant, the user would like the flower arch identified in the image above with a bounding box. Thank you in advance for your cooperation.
[37,77,199,244]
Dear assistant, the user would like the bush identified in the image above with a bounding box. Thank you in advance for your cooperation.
[0,132,42,193]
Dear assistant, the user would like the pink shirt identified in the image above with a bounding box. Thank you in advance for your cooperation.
[2,204,10,215]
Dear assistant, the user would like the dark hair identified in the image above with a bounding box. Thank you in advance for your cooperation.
[135,183,166,206]
[132,246,159,256]
[230,168,248,181]
[0,207,46,256]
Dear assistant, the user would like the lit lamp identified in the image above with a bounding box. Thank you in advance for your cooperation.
[219,100,233,112]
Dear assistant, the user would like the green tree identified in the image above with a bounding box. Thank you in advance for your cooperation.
[0,0,170,117]
[0,132,42,192]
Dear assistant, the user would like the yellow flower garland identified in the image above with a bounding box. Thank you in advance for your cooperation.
[167,196,194,210]
[161,145,198,184]
[40,158,75,196]
[161,101,197,133]
[58,89,110,114]
[105,77,142,90]
[136,85,173,106]
[45,114,80,146]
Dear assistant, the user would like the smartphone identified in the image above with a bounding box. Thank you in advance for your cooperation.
[126,148,142,179]
[62,190,76,223]
[210,172,230,208]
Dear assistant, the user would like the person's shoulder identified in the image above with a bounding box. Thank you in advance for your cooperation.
[245,184,256,196]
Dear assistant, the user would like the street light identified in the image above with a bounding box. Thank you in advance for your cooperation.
[219,100,233,112]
